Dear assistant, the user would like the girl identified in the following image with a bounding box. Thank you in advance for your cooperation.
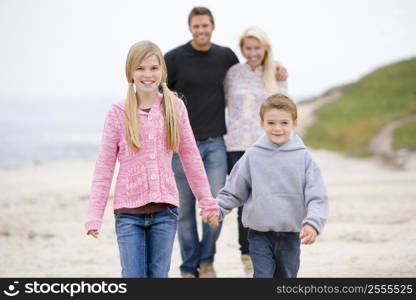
[85,40,219,278]
[223,26,288,274]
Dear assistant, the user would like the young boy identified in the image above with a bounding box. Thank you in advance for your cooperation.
[207,93,329,278]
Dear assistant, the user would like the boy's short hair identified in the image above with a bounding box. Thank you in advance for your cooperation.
[259,94,297,121]
[188,6,215,26]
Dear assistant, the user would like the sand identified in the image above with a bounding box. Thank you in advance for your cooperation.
[1,102,416,277]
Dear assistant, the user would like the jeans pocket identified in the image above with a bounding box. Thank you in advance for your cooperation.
[247,228,257,240]
[167,206,179,218]
[287,232,301,247]
[114,212,128,221]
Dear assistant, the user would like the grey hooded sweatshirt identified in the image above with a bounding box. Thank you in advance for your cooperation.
[217,134,329,233]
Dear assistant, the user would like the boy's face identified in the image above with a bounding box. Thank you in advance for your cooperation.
[260,108,297,146]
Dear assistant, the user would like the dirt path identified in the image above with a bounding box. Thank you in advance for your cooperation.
[296,87,343,137]
[369,115,416,168]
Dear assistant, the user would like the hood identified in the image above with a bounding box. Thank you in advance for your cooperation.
[253,134,306,152]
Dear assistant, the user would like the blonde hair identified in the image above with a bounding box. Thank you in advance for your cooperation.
[125,41,180,151]
[239,26,279,95]
[259,93,297,121]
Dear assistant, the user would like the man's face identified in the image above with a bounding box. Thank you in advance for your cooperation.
[189,15,214,48]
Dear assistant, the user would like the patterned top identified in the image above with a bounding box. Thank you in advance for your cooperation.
[85,93,219,231]
[224,63,288,151]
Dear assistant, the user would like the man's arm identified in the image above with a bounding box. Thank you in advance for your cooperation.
[164,51,177,90]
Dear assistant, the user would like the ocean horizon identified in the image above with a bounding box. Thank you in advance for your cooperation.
[0,94,314,169]
[0,99,114,168]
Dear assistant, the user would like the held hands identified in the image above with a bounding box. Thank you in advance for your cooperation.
[87,229,99,238]
[201,212,219,228]
[200,210,220,228]
[206,213,219,228]
[299,224,318,245]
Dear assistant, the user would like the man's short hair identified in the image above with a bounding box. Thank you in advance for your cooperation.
[188,6,215,26]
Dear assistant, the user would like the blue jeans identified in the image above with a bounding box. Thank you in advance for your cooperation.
[115,207,178,278]
[248,230,301,278]
[172,136,227,276]
[227,151,249,255]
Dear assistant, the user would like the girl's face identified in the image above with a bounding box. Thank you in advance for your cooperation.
[133,54,162,93]
[242,37,266,70]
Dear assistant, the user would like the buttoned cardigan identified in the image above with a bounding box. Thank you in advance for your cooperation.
[85,93,219,231]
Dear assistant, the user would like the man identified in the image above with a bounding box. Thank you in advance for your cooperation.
[165,6,287,278]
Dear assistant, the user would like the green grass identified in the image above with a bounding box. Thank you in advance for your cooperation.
[304,58,416,156]
[393,121,416,150]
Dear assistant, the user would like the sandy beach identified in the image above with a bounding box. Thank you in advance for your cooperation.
[1,102,416,277]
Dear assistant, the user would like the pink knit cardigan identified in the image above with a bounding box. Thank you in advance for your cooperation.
[85,93,219,231]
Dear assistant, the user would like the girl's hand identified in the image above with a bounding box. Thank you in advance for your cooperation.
[299,224,317,245]
[200,211,219,228]
[87,229,99,238]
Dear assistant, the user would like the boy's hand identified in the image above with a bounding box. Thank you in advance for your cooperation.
[87,229,99,238]
[299,224,317,245]
[204,213,219,228]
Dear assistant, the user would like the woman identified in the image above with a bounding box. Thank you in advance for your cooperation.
[224,26,288,274]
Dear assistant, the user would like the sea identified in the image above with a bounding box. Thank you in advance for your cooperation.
[0,99,114,168]
[0,96,310,169]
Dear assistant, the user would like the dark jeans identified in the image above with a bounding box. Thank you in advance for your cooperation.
[173,136,227,276]
[248,230,300,278]
[226,151,249,255]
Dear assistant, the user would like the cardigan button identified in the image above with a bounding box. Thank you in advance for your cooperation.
[150,174,157,180]
[149,153,156,159]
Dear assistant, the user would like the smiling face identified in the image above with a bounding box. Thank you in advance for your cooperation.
[260,108,297,145]
[242,37,266,70]
[133,54,162,94]
[189,14,214,50]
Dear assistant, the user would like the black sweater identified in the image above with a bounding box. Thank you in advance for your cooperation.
[165,42,239,140]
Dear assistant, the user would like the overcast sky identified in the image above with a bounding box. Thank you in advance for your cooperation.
[1,0,415,102]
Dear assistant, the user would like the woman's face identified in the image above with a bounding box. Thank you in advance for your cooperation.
[133,54,162,93]
[242,37,266,70]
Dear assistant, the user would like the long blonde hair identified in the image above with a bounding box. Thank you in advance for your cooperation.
[239,26,279,95]
[124,41,180,151]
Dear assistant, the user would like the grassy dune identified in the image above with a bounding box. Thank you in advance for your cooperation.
[393,120,416,150]
[304,58,416,156]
